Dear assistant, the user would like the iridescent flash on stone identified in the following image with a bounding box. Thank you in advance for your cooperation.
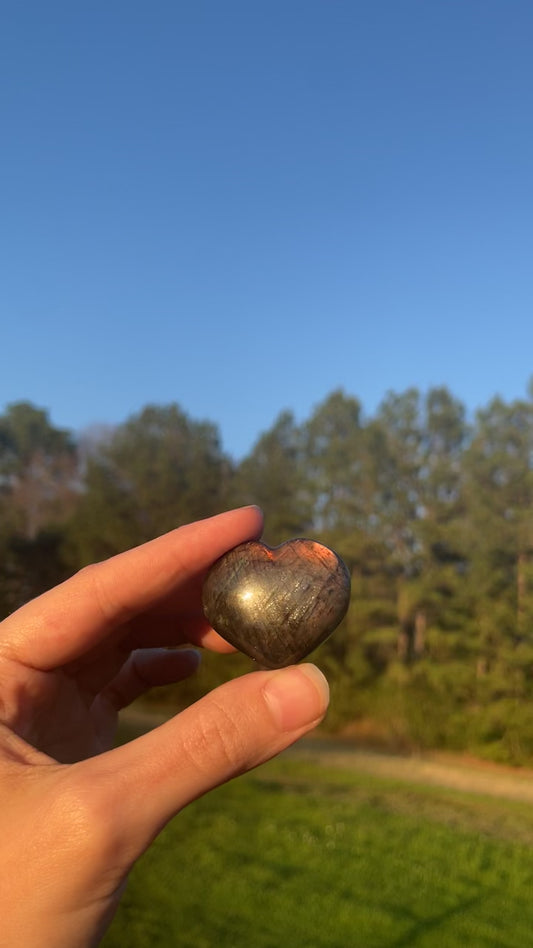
[202,538,351,668]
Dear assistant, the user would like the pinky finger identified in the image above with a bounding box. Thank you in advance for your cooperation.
[99,648,201,713]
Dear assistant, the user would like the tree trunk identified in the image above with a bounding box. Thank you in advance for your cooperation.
[414,610,426,657]
[517,551,527,640]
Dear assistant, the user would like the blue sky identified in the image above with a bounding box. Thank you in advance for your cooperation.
[2,1,533,459]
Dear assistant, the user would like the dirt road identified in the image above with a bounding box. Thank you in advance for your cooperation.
[288,736,533,804]
[120,707,533,804]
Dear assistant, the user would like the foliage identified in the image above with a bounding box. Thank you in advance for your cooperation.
[0,402,77,613]
[67,403,233,564]
[232,410,312,544]
[3,384,533,761]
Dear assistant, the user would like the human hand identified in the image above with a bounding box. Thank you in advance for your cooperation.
[0,506,329,947]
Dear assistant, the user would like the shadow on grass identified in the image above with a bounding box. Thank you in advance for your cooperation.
[385,896,483,948]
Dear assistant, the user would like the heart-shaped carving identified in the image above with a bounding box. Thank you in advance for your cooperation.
[202,538,351,668]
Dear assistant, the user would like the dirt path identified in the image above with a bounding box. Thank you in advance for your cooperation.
[120,707,533,804]
[288,737,533,804]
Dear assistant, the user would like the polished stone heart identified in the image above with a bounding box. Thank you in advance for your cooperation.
[202,538,351,668]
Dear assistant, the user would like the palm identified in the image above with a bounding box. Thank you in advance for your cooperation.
[0,652,119,762]
[0,587,221,762]
[0,510,261,764]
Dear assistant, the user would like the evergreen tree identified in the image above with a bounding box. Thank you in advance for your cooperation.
[0,401,78,539]
[234,411,312,545]
[68,404,231,564]
[463,397,533,694]
[0,402,77,615]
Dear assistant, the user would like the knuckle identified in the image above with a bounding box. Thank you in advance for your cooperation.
[180,696,249,777]
[32,773,131,897]
[75,563,127,626]
[50,771,124,861]
[52,778,105,844]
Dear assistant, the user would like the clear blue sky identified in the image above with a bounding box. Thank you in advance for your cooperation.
[2,1,533,459]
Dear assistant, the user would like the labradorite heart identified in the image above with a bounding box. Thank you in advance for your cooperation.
[202,538,351,668]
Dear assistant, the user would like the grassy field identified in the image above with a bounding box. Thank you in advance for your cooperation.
[101,741,533,948]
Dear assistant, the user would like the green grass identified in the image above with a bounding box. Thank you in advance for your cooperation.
[101,753,533,948]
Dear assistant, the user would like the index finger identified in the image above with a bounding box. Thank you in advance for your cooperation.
[0,506,263,670]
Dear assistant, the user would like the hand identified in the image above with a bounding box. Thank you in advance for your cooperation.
[0,506,329,947]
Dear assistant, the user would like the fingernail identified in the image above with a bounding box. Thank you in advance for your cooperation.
[179,648,202,668]
[263,664,330,732]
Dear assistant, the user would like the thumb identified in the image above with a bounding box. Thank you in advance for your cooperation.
[89,664,329,859]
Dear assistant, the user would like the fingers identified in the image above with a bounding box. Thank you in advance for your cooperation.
[97,648,201,712]
[61,620,231,701]
[0,506,263,669]
[87,663,330,859]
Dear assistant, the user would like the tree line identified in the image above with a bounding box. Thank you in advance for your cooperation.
[1,386,533,763]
